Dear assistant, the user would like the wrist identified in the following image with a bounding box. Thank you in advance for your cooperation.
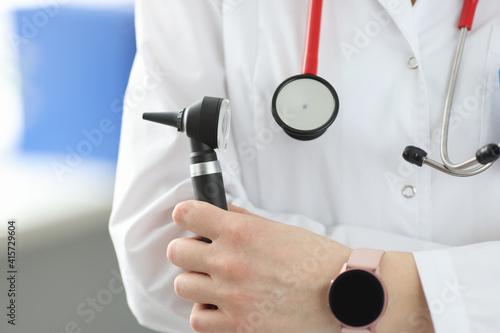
[376,252,434,333]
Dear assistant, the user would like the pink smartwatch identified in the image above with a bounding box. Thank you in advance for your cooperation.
[328,248,388,332]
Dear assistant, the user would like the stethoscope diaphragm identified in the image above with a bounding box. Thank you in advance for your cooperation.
[272,74,339,140]
[272,0,339,141]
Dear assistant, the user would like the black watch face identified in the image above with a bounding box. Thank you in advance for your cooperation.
[329,269,385,328]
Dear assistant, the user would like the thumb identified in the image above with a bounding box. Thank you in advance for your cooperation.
[227,202,258,217]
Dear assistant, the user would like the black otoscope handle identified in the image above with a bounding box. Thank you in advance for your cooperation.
[190,139,228,210]
[189,140,228,243]
[191,172,228,210]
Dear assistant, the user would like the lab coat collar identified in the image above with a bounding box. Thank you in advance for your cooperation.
[376,0,421,58]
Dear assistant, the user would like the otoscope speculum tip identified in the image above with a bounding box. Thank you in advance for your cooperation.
[142,111,183,131]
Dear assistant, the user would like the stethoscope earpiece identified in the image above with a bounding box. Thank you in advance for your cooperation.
[476,144,500,165]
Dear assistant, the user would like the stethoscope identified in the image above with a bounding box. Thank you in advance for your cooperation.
[403,0,500,177]
[272,0,339,141]
[272,0,500,177]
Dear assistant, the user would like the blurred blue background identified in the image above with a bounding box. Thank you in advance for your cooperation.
[16,6,135,160]
[0,1,156,333]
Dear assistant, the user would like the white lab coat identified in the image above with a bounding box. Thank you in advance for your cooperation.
[109,0,500,332]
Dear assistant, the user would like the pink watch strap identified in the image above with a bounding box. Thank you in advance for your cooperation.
[346,248,385,272]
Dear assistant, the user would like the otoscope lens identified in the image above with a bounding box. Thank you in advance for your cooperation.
[217,99,231,151]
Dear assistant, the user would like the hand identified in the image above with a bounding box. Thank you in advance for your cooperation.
[167,200,352,333]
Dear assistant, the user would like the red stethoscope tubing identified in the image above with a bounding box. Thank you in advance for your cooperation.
[459,0,479,30]
[302,0,323,75]
[301,0,478,75]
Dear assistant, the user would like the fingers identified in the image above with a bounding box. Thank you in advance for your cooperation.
[167,237,212,273]
[191,303,235,333]
[172,200,227,241]
[227,202,257,216]
[175,273,236,333]
[173,200,264,241]
[174,271,220,305]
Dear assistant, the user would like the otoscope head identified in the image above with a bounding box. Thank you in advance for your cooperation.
[142,96,231,150]
[403,146,428,167]
[476,144,500,165]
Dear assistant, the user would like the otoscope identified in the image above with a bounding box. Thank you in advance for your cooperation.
[143,97,231,212]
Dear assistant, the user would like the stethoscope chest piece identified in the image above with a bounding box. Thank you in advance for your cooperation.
[272,74,339,140]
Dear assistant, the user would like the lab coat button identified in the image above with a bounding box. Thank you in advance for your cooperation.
[407,56,418,69]
[402,185,416,198]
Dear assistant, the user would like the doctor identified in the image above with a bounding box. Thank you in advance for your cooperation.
[109,0,500,332]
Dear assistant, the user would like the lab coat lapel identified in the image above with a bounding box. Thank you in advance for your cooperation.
[376,0,421,57]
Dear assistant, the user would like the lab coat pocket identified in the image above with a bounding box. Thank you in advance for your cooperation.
[480,25,500,170]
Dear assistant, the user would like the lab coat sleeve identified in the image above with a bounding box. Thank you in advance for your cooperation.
[109,1,229,332]
[413,242,500,332]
